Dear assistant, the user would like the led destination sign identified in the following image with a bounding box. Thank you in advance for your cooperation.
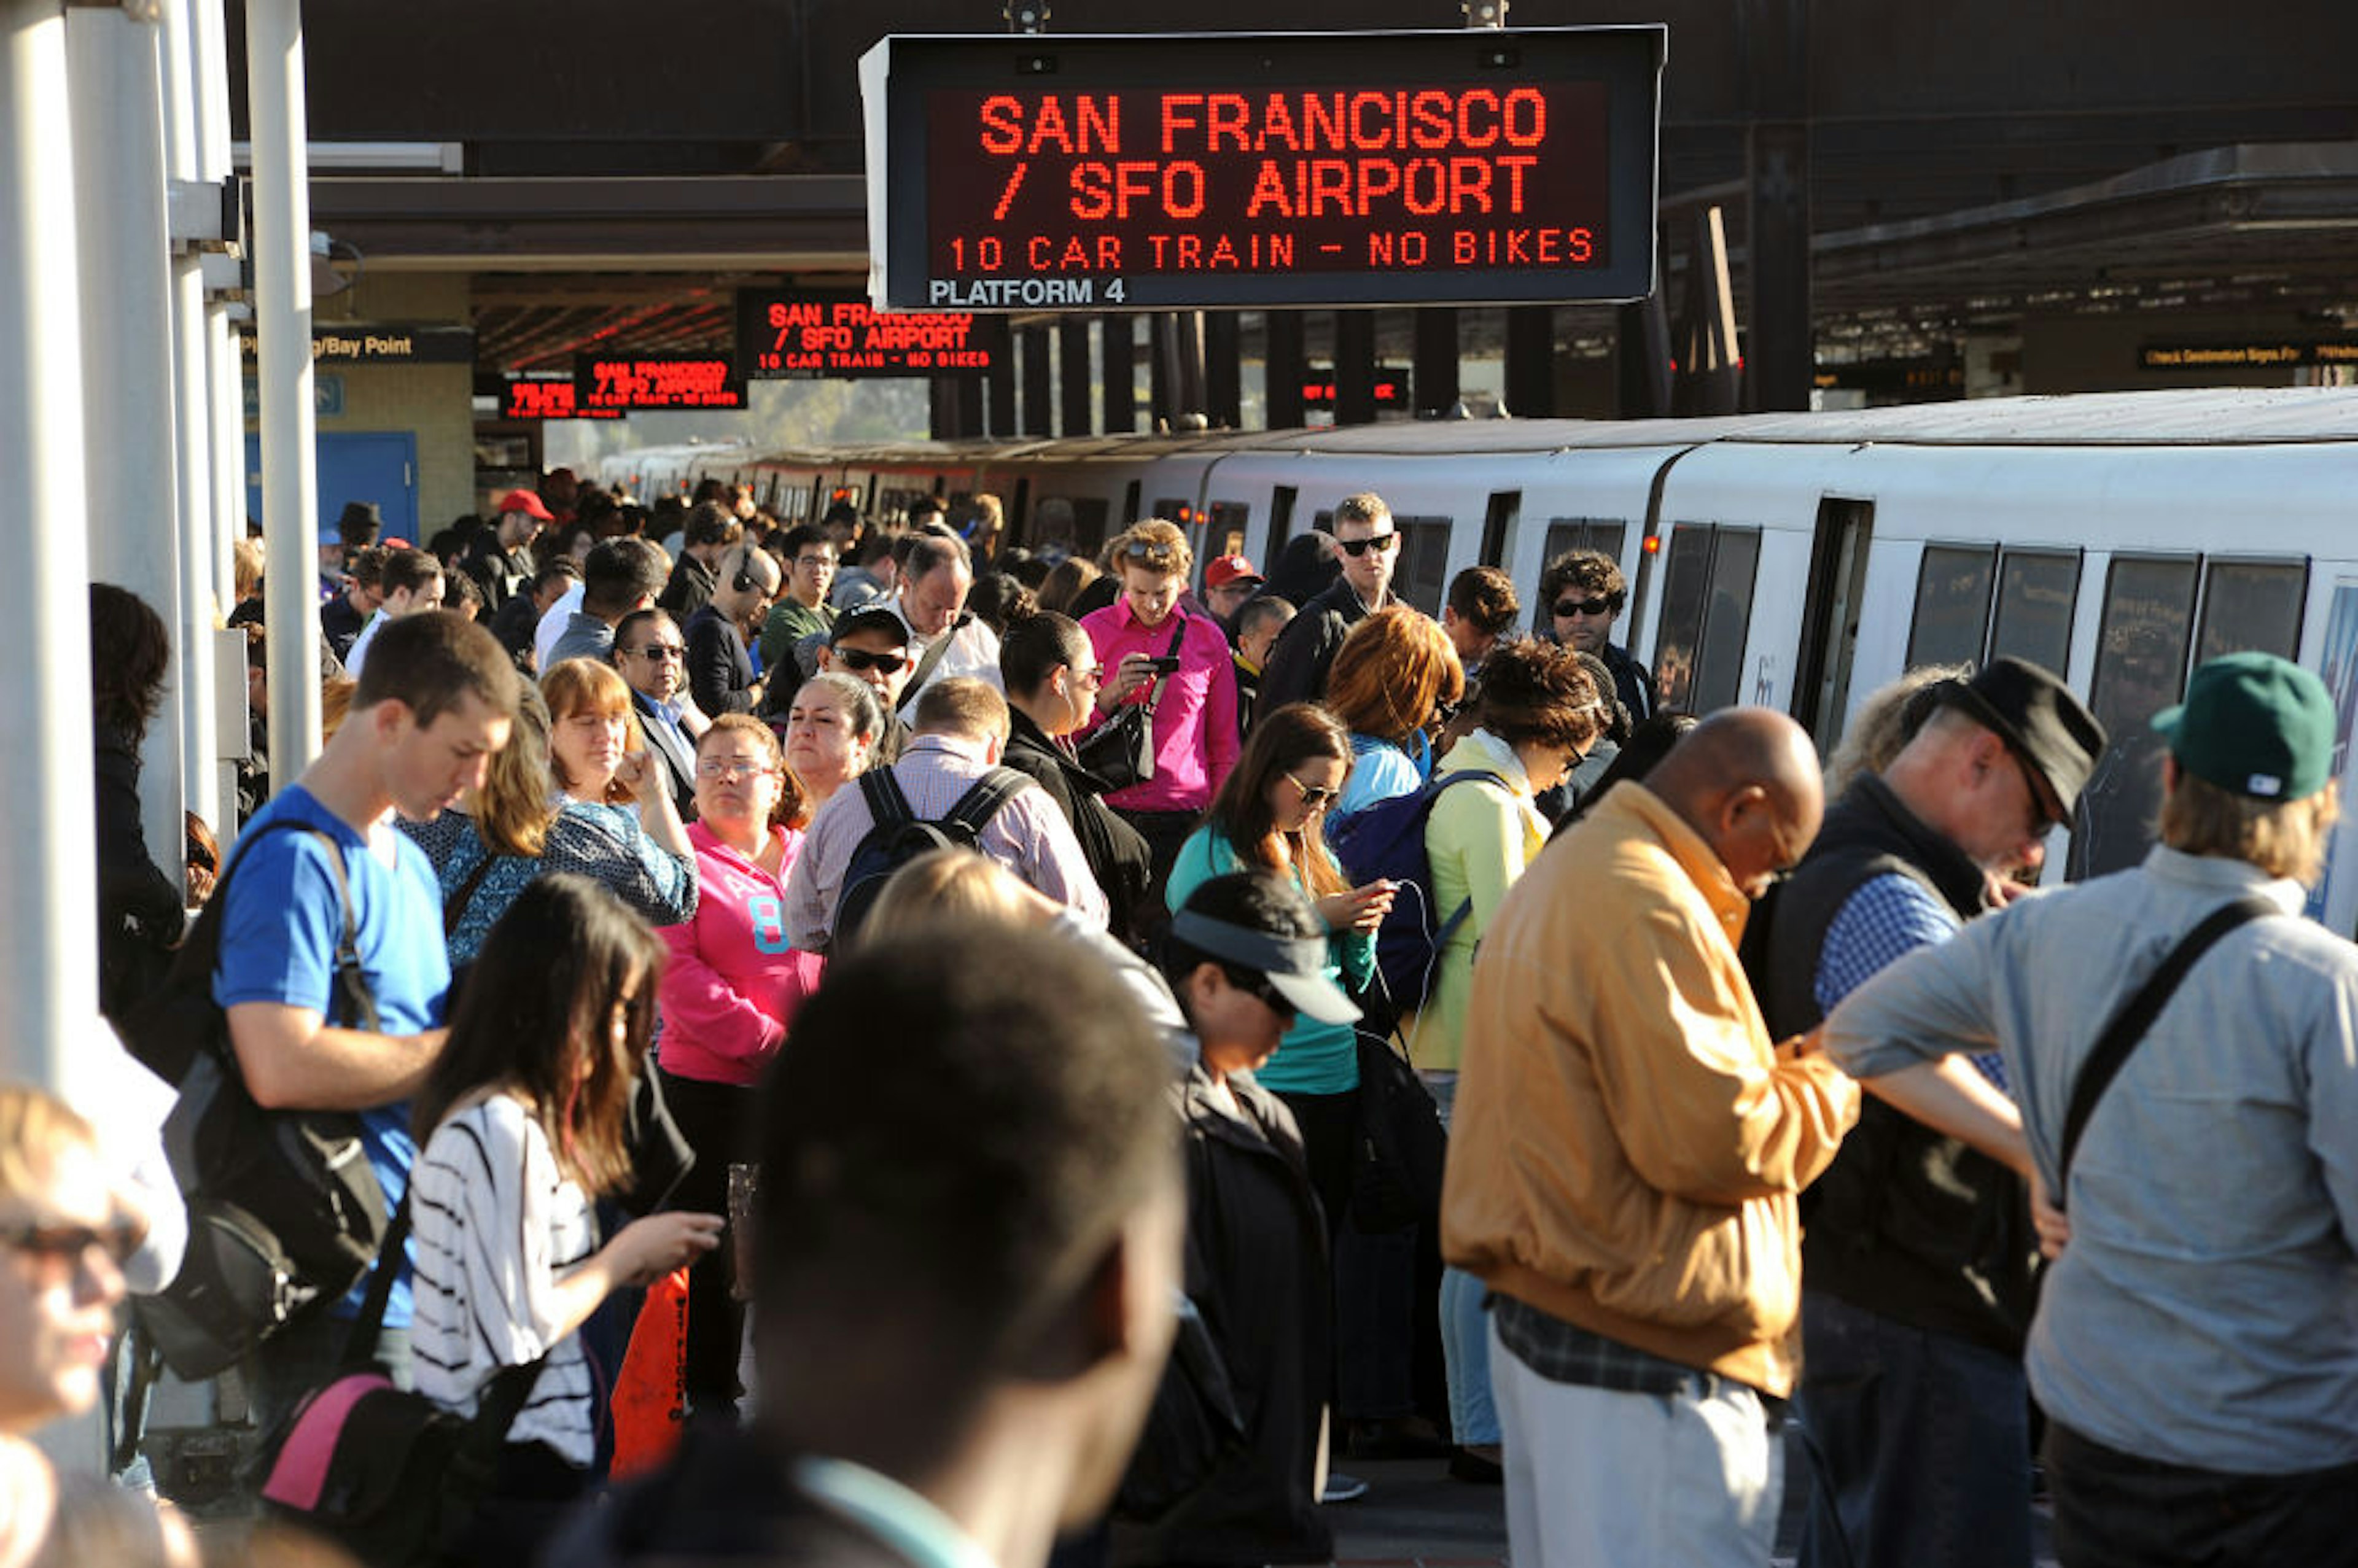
[863,28,1664,311]
[574,355,745,414]
[734,289,992,378]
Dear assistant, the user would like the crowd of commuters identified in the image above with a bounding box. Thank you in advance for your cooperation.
[28,470,2358,1568]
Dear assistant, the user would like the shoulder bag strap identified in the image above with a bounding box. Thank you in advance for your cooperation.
[2055,894,2278,1207]
[443,845,501,941]
[340,1189,414,1367]
[895,614,967,713]
[858,765,914,831]
[945,767,1033,835]
[1140,613,1190,716]
[292,824,382,1034]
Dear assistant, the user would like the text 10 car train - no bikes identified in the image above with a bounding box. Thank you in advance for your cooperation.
[602,384,2358,926]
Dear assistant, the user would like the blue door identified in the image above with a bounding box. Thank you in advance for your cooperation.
[246,430,420,544]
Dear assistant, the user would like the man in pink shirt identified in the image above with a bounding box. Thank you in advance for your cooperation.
[1080,521,1242,907]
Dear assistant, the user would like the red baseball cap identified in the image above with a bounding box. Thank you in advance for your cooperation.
[1205,554,1264,590]
[499,489,554,521]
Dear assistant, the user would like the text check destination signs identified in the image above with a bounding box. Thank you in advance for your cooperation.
[861,27,1664,311]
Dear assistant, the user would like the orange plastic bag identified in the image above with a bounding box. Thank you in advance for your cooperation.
[610,1267,690,1478]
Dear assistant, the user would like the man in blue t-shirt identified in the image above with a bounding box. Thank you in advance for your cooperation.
[216,611,518,1432]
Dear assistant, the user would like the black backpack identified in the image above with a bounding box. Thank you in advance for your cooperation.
[118,820,392,1380]
[831,766,1034,944]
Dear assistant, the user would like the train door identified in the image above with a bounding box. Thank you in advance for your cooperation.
[1269,486,1298,556]
[1791,499,1874,746]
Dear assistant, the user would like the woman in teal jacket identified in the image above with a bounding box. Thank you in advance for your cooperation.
[1167,701,1393,1234]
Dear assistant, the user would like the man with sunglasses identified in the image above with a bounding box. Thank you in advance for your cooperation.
[1539,549,1656,724]
[1255,493,1402,718]
[817,607,917,764]
[615,608,706,818]
[1750,658,2104,1568]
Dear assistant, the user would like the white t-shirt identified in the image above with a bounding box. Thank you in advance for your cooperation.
[410,1094,601,1467]
[534,581,586,672]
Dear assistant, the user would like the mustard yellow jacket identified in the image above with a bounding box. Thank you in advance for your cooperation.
[1440,782,1859,1397]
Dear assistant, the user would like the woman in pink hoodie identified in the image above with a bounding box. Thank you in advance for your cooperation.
[657,713,823,1416]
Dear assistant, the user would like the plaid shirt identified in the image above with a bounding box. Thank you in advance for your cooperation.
[1816,871,2008,1092]
[1490,1293,1780,1410]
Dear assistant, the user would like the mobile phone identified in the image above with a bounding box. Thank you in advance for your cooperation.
[1145,656,1183,675]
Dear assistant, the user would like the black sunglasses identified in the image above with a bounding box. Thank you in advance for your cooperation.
[1120,539,1181,565]
[0,1219,145,1270]
[1235,970,1298,1023]
[1554,597,1620,619]
[833,647,909,675]
[629,643,687,662]
[1336,533,1399,557]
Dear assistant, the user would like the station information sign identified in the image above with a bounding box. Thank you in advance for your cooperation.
[1299,365,1412,411]
[860,27,1663,312]
[500,375,618,421]
[734,288,992,379]
[574,355,745,414]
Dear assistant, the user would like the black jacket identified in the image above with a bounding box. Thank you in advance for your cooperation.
[96,721,183,1021]
[658,553,717,621]
[630,689,701,820]
[1113,1066,1331,1568]
[460,534,534,613]
[1753,773,2037,1354]
[1253,578,1377,716]
[1000,708,1153,941]
[685,605,758,716]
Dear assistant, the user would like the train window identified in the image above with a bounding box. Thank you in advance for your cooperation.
[1122,481,1142,528]
[2074,554,2200,883]
[1905,545,1997,670]
[1542,519,1631,574]
[1207,502,1250,564]
[1270,486,1298,551]
[1653,524,1761,714]
[1066,497,1110,554]
[1481,492,1520,569]
[2197,558,2308,666]
[1694,529,1762,714]
[1394,517,1454,619]
[1987,549,2080,675]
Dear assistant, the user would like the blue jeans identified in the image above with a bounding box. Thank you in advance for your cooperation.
[1796,1290,2032,1568]
[1420,1071,1498,1447]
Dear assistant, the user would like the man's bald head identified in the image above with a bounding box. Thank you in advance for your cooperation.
[1647,708,1824,898]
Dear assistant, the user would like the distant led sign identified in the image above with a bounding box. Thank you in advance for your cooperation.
[734,289,992,378]
[500,375,618,421]
[1300,363,1412,410]
[862,28,1663,311]
[574,355,744,414]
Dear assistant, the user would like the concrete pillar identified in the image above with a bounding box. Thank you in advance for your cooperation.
[982,316,1016,437]
[1057,317,1092,435]
[1019,325,1053,437]
[246,0,321,788]
[1100,314,1135,432]
[1263,310,1305,430]
[1204,312,1241,429]
[1414,308,1461,418]
[1334,310,1378,426]
[1742,0,1812,412]
[1505,305,1556,418]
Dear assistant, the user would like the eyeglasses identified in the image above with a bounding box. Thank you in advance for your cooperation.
[2006,747,2068,837]
[1069,664,1105,688]
[833,647,908,675]
[1283,772,1337,810]
[1554,597,1619,619]
[629,643,686,662]
[1336,532,1399,558]
[793,555,835,571]
[697,757,778,782]
[0,1219,144,1271]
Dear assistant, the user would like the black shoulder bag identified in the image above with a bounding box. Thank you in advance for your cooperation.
[2053,895,2278,1212]
[125,821,392,1380]
[1075,615,1189,796]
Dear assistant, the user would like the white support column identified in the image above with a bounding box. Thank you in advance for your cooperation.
[190,0,241,624]
[0,0,101,1085]
[160,0,224,842]
[70,4,189,893]
[246,0,319,790]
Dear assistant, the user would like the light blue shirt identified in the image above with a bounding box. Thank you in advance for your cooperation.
[1823,845,2358,1473]
[1334,733,1427,822]
[793,1456,998,1568]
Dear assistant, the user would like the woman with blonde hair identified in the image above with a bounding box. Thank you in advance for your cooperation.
[1080,518,1242,899]
[400,685,695,967]
[541,657,644,807]
[1325,606,1466,821]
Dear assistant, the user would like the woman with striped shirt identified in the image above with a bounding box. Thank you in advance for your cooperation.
[409,875,721,1562]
